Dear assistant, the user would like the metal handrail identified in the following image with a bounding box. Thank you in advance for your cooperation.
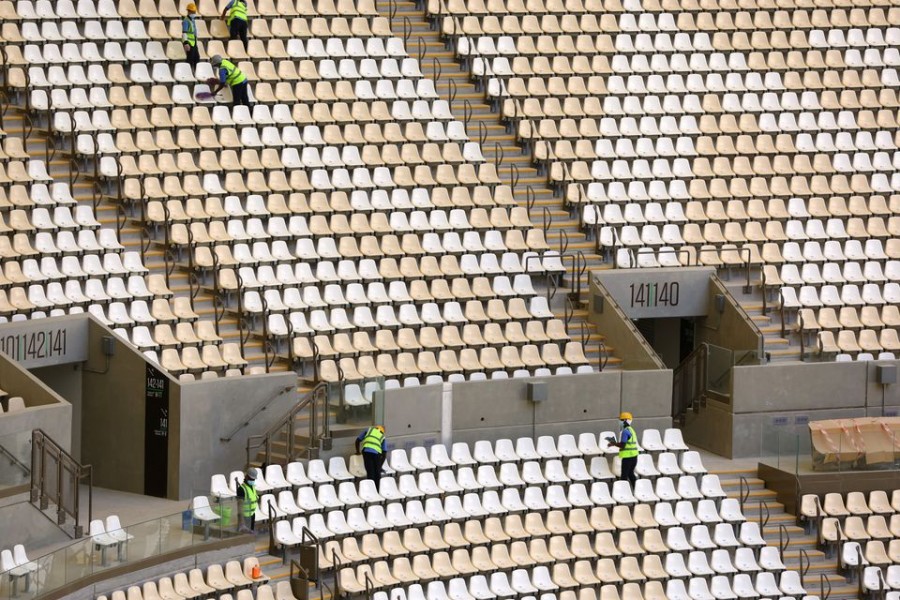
[220,384,295,443]
[245,382,328,467]
[0,441,30,476]
[780,290,787,337]
[31,429,92,539]
[799,547,810,578]
[598,341,608,372]
[738,476,750,513]
[777,521,790,563]
[818,572,831,600]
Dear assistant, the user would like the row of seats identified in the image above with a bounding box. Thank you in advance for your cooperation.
[780,282,900,307]
[346,543,796,590]
[466,36,899,62]
[599,221,899,249]
[195,250,565,281]
[765,261,900,287]
[801,490,900,519]
[365,576,810,600]
[254,474,723,520]
[209,430,692,496]
[9,0,378,21]
[796,305,900,331]
[442,7,900,28]
[816,327,900,355]
[14,18,395,45]
[99,559,282,600]
[145,344,249,374]
[153,209,533,239]
[316,342,590,382]
[144,189,519,222]
[318,512,776,569]
[841,539,900,568]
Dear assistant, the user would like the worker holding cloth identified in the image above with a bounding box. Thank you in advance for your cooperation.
[209,55,251,107]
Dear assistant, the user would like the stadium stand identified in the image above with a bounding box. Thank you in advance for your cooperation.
[426,0,900,361]
[0,0,899,598]
[0,0,597,386]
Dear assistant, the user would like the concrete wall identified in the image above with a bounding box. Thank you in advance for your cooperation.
[31,364,83,460]
[588,279,665,371]
[80,320,171,495]
[0,350,71,452]
[382,384,443,450]
[687,359,900,458]
[176,372,297,499]
[696,277,763,358]
[382,370,673,450]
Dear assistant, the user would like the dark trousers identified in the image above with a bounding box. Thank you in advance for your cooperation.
[620,456,637,487]
[229,19,249,47]
[363,451,383,489]
[185,44,200,69]
[231,81,250,106]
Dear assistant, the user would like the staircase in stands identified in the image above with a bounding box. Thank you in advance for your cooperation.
[249,466,860,600]
[378,0,621,370]
[0,102,277,371]
[720,275,803,364]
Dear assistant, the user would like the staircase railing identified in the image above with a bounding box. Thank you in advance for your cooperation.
[738,476,751,513]
[819,572,832,600]
[220,383,295,443]
[798,547,810,578]
[245,383,329,467]
[777,521,790,564]
[30,429,92,539]
[0,441,30,478]
[672,343,707,421]
[597,341,608,372]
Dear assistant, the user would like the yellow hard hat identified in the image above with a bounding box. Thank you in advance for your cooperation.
[619,412,633,420]
[186,2,197,12]
[376,425,385,433]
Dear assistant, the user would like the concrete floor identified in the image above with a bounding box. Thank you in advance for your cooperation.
[0,485,187,559]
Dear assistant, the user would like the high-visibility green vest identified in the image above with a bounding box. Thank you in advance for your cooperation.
[183,16,197,47]
[220,59,247,87]
[226,0,248,25]
[240,483,258,517]
[619,426,639,459]
[361,427,385,454]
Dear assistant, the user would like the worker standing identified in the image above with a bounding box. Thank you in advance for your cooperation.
[236,468,259,532]
[221,0,249,48]
[209,55,251,107]
[355,425,387,490]
[181,3,200,69]
[608,412,639,487]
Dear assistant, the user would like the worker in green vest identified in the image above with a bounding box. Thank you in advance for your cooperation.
[209,55,251,107]
[236,468,260,532]
[181,3,199,69]
[220,0,249,48]
[607,412,639,487]
[355,425,387,489]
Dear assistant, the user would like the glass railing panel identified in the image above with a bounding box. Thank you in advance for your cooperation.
[705,344,733,396]
[0,502,247,600]
[0,429,31,491]
[330,376,384,429]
